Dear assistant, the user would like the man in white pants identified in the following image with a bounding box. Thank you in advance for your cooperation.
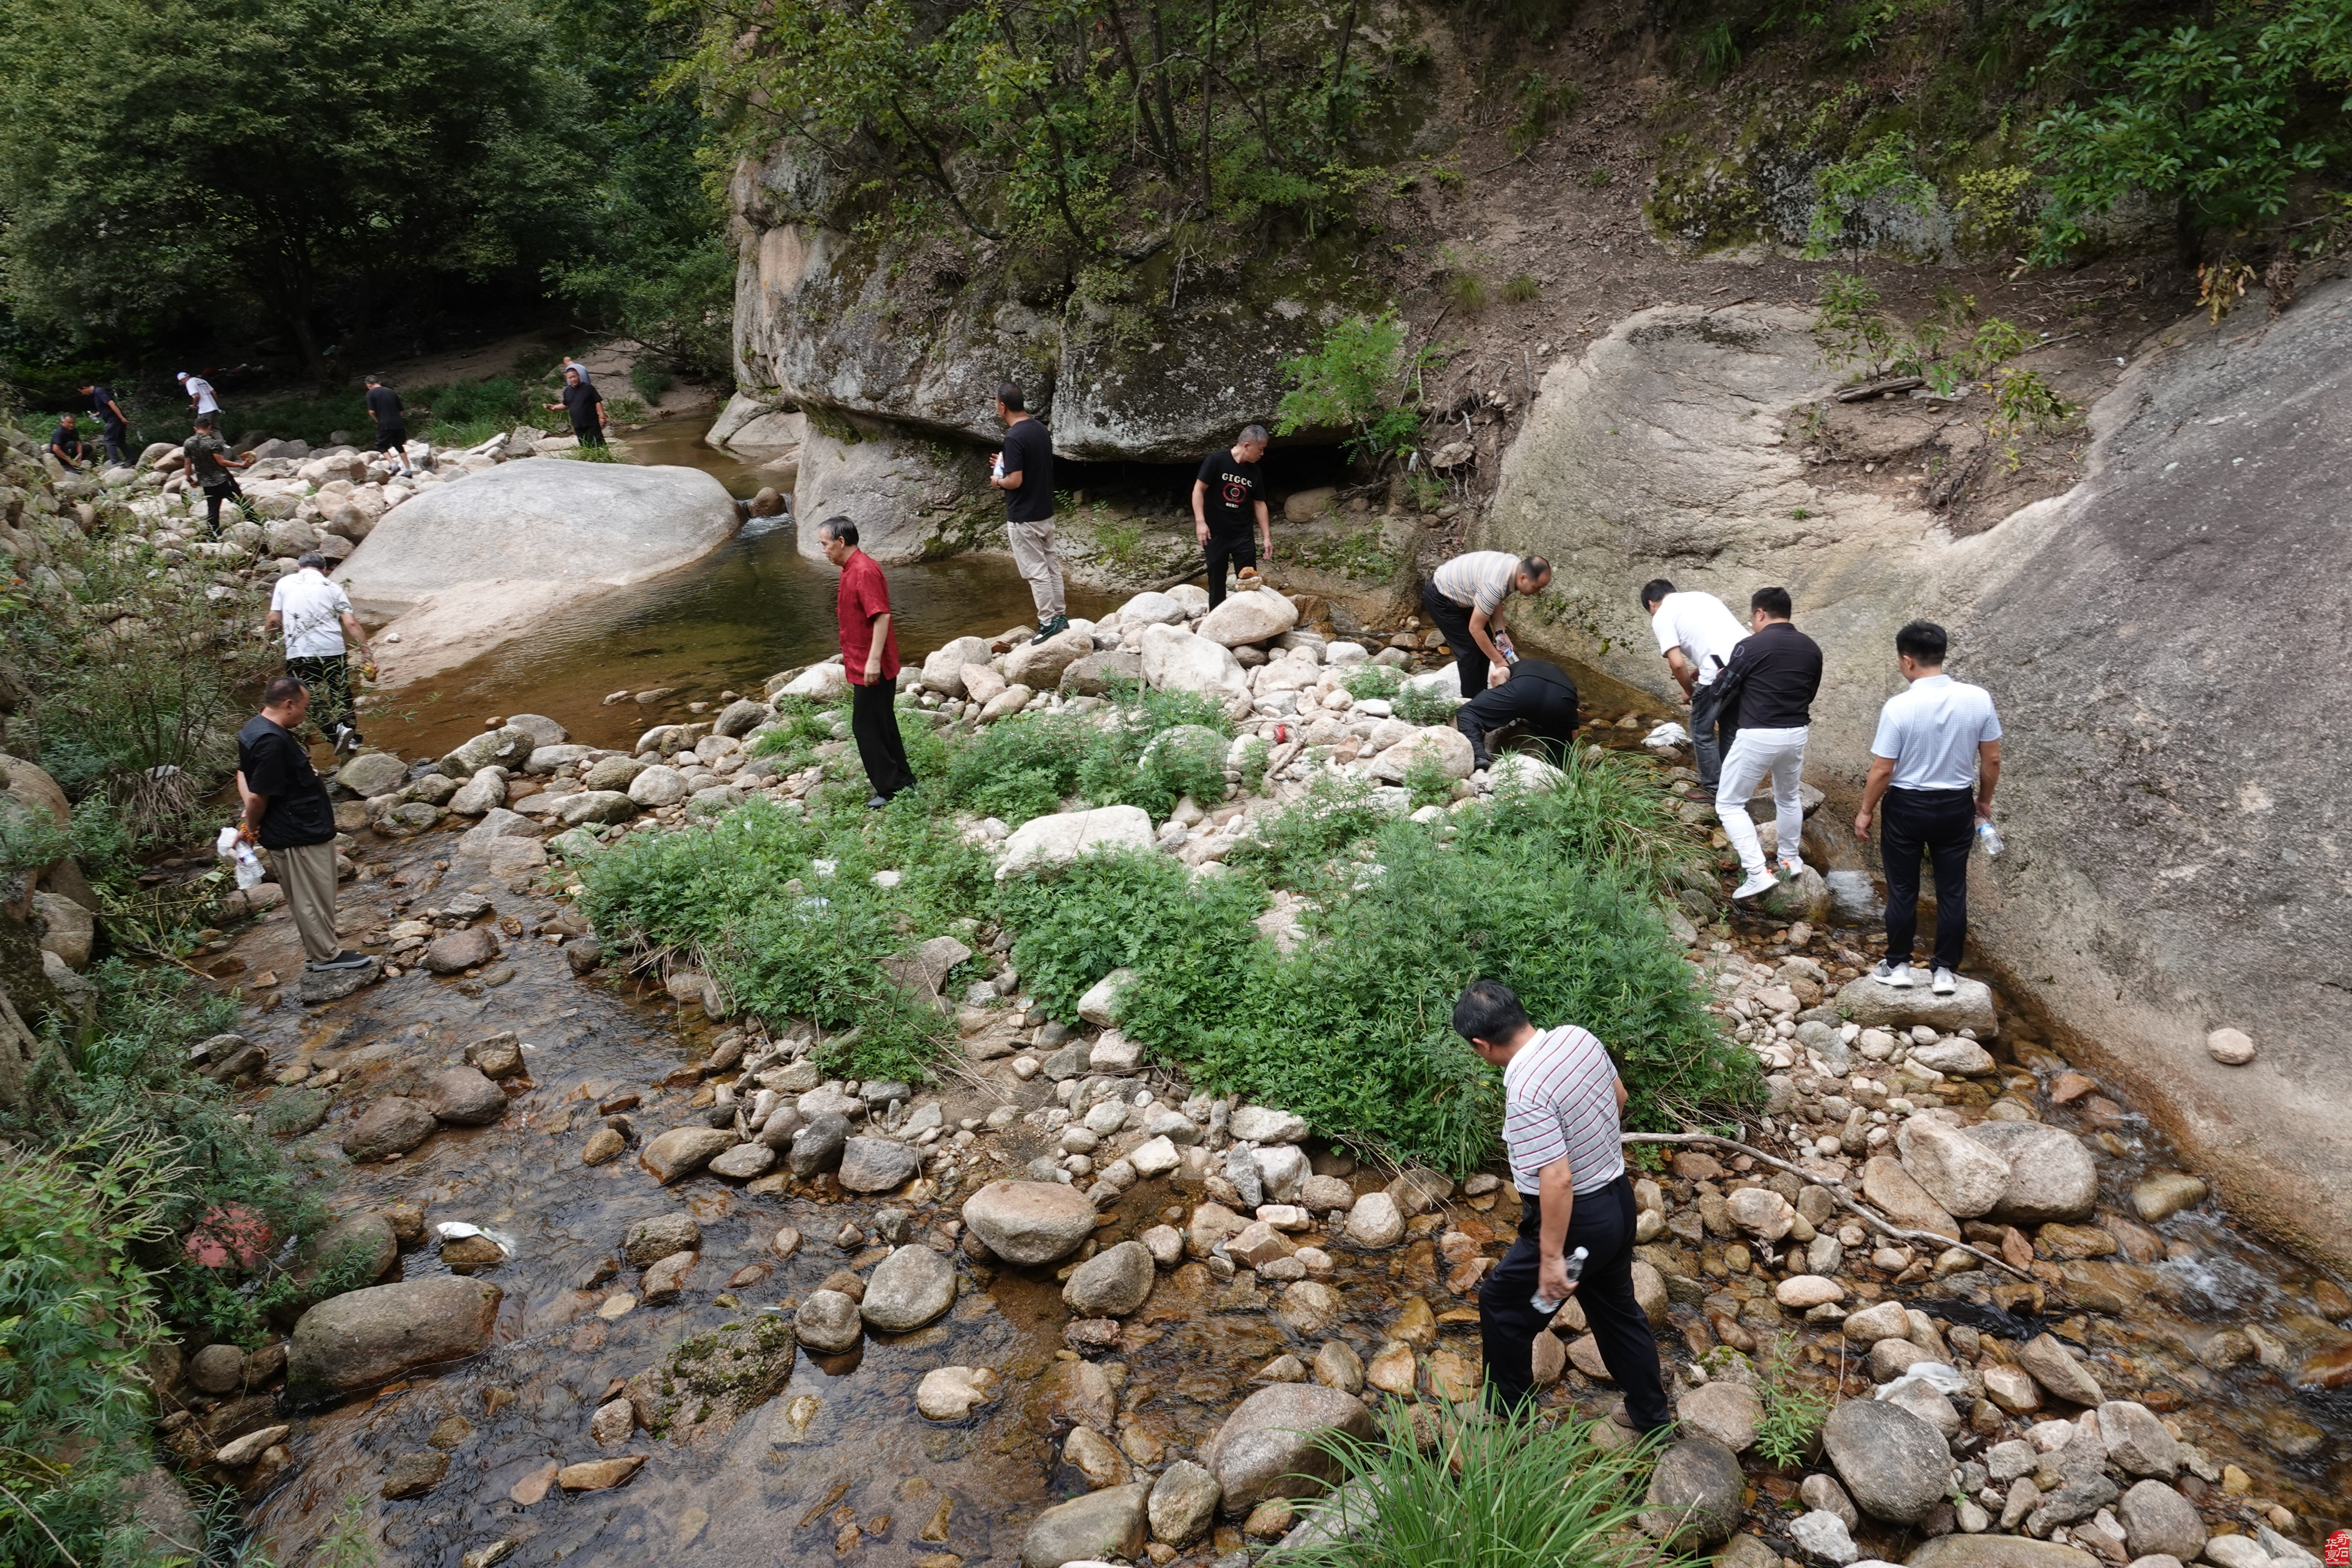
[1710,587,1824,901]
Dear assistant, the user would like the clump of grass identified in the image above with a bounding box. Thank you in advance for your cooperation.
[1395,683,1458,727]
[1445,272,1489,313]
[1280,1404,1695,1568]
[1753,1334,1831,1466]
[1502,272,1542,303]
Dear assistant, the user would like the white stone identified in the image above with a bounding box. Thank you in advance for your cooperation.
[1129,1136,1182,1179]
[1139,622,1250,701]
[1367,725,1475,783]
[1077,968,1138,1026]
[1230,1105,1310,1143]
[1896,1114,2011,1219]
[2205,1028,2255,1065]
[996,806,1155,879]
[1196,586,1300,647]
[1119,590,1186,625]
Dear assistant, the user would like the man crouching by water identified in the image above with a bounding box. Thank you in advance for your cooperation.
[1457,979,1671,1432]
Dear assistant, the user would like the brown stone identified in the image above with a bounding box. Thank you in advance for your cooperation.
[2049,1072,2098,1104]
[557,1456,646,1491]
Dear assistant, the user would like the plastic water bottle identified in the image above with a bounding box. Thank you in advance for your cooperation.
[1532,1246,1589,1314]
[1975,819,2005,858]
[214,825,265,890]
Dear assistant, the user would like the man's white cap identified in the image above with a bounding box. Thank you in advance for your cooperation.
[176,371,190,381]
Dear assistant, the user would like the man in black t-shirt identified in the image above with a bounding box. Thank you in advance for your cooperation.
[1455,658,1581,769]
[546,366,605,447]
[236,675,370,976]
[988,382,1065,642]
[363,374,416,476]
[180,414,250,534]
[47,414,87,469]
[1191,425,1273,609]
[1710,585,1826,902]
[78,382,131,465]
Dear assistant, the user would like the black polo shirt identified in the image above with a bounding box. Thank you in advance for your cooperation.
[236,715,336,849]
[1717,620,1822,729]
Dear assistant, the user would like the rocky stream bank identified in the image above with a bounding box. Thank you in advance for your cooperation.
[105,577,2344,1568]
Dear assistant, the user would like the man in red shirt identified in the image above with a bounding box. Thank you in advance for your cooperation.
[819,515,914,808]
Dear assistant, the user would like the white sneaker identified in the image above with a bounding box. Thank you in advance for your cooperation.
[1776,858,1804,882]
[1931,967,1958,995]
[1732,870,1779,901]
[1872,960,1915,988]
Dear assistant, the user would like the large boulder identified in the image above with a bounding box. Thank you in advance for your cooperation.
[1895,1115,2010,1219]
[1639,1436,1744,1547]
[288,1277,501,1394]
[1200,1384,1373,1515]
[995,805,1153,879]
[837,1137,921,1192]
[439,726,534,779]
[1367,725,1475,784]
[1062,1240,1154,1317]
[1821,1398,1950,1524]
[624,1316,797,1445]
[342,1097,437,1161]
[921,635,995,696]
[790,421,996,566]
[1018,1482,1149,1568]
[1139,623,1249,702]
[1833,973,1999,1036]
[1003,627,1094,689]
[1196,585,1300,647]
[337,459,741,683]
[962,1179,1097,1265]
[1963,1121,2099,1225]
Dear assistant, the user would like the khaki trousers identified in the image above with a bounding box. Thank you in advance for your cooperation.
[1006,516,1065,621]
[269,839,341,964]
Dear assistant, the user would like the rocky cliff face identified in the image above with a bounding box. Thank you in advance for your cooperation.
[1480,280,2352,1268]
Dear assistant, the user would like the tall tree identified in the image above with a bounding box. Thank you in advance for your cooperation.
[0,0,592,375]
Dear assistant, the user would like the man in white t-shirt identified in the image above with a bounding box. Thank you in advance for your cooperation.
[1454,979,1669,1431]
[177,371,221,424]
[1853,619,2003,995]
[267,554,374,754]
[1641,578,1747,800]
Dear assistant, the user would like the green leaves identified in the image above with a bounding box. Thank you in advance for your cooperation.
[1274,311,1430,463]
[1802,132,1936,263]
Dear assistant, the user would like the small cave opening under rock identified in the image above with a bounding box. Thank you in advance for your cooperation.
[1052,441,1356,520]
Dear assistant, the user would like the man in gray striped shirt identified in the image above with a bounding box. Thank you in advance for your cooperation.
[1421,550,1553,698]
[1456,979,1670,1429]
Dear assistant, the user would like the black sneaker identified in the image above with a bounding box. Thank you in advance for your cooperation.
[1029,614,1070,644]
[306,950,374,971]
[866,794,890,811]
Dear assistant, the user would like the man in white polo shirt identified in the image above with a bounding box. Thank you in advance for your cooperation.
[1455,979,1669,1430]
[1641,578,1747,802]
[1421,550,1553,698]
[267,553,375,755]
[1853,619,2003,995]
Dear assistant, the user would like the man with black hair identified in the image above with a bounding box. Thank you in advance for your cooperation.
[1422,551,1553,697]
[819,515,915,808]
[79,381,131,465]
[546,365,605,448]
[181,414,250,533]
[363,374,415,477]
[989,382,1065,641]
[1712,585,1824,901]
[1455,979,1669,1430]
[1191,425,1272,608]
[46,413,87,470]
[236,676,371,978]
[1454,658,1580,770]
[1854,619,2003,995]
[1641,578,1746,802]
[267,552,373,753]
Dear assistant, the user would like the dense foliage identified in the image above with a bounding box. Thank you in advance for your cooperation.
[587,686,1753,1171]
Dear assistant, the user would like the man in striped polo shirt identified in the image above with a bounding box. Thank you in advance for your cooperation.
[1421,550,1553,699]
[1455,979,1670,1430]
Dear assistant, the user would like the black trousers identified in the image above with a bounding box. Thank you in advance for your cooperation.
[201,476,244,532]
[572,417,606,449]
[1421,580,1488,698]
[1687,680,1727,794]
[850,678,914,800]
[1456,677,1579,766]
[1882,785,1974,972]
[101,425,130,465]
[287,654,357,738]
[1203,532,1256,608]
[1478,1174,1669,1427]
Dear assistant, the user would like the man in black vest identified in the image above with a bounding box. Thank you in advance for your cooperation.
[236,676,373,978]
[1455,657,1580,769]
[1712,585,1824,901]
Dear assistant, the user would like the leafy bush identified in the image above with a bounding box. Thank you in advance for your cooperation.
[931,683,1231,827]
[1752,1334,1832,1466]
[1403,751,1455,810]
[1804,133,1936,263]
[1395,683,1458,728]
[1275,312,1431,464]
[1341,663,1402,702]
[1279,1404,1686,1568]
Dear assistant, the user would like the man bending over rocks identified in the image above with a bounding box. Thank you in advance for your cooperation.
[1422,551,1552,697]
[1456,980,1669,1431]
[1853,618,2002,995]
[1454,657,1580,769]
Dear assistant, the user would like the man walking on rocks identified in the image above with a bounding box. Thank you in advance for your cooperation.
[1642,579,1747,803]
[178,370,222,428]
[363,375,416,477]
[1853,619,2002,995]
[548,364,606,449]
[1422,551,1553,697]
[237,676,370,977]
[1713,586,1823,901]
[79,381,131,465]
[1455,980,1670,1430]
[1454,657,1580,769]
[989,383,1065,642]
[1192,425,1273,609]
[268,552,374,754]
[819,515,914,808]
[181,413,250,534]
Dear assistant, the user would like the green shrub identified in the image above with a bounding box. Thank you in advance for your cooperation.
[932,683,1231,827]
[1403,750,1454,810]
[1394,683,1458,727]
[1278,1403,1687,1568]
[1341,663,1402,701]
[629,361,674,404]
[1275,312,1433,463]
[1501,272,1542,304]
[1753,1334,1832,1466]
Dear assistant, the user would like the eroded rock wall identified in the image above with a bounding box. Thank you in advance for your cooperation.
[1482,284,2352,1268]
